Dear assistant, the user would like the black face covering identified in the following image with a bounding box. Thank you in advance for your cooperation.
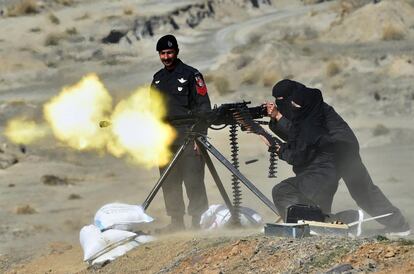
[272,79,306,120]
[290,87,325,146]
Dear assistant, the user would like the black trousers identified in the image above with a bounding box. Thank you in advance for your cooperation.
[159,144,208,218]
[272,166,339,221]
[337,145,407,229]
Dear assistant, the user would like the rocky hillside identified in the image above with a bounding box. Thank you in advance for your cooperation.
[6,231,414,273]
[103,0,273,44]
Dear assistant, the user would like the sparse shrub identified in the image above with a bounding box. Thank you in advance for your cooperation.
[123,6,134,15]
[213,76,233,95]
[262,71,281,87]
[326,61,341,77]
[7,0,39,17]
[376,235,389,242]
[48,13,60,24]
[66,27,78,35]
[15,204,37,214]
[398,238,414,245]
[382,24,405,41]
[29,27,42,32]
[68,193,81,200]
[44,33,65,46]
[46,61,58,68]
[103,56,121,66]
[372,124,390,136]
[302,0,324,4]
[56,0,74,6]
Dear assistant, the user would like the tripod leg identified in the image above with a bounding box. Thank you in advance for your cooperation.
[196,136,280,217]
[142,139,190,210]
[195,139,235,214]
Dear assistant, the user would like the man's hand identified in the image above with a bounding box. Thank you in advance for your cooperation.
[265,101,282,121]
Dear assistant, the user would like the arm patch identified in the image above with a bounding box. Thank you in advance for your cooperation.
[195,73,208,96]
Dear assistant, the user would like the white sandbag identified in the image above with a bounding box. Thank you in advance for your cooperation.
[94,203,154,231]
[79,224,137,262]
[91,235,156,265]
[200,204,263,229]
[91,241,140,265]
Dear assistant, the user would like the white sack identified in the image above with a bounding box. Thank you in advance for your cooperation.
[94,203,154,231]
[90,235,156,265]
[200,204,263,229]
[91,241,140,265]
[79,224,137,262]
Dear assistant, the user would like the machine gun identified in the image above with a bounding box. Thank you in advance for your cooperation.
[156,101,283,225]
[100,101,283,225]
[168,101,268,129]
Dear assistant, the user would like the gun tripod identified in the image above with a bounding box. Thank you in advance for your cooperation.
[142,131,280,225]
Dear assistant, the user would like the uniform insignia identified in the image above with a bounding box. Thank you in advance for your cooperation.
[168,41,173,47]
[155,80,160,84]
[195,75,207,96]
[178,87,183,91]
[178,78,187,84]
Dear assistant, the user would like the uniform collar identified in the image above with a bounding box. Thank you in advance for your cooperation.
[164,58,183,73]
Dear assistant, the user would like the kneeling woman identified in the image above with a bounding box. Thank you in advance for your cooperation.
[273,86,338,220]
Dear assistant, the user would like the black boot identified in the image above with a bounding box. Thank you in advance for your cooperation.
[156,216,185,234]
[191,215,201,230]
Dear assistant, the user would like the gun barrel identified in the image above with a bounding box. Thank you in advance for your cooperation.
[167,102,267,128]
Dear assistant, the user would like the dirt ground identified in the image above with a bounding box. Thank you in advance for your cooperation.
[1,0,414,273]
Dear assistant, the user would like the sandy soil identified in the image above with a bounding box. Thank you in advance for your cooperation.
[1,0,414,273]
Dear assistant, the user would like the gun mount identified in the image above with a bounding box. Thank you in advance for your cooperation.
[167,101,281,225]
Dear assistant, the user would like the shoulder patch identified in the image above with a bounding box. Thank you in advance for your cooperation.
[194,73,207,96]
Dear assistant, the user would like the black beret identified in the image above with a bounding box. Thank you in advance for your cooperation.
[156,34,179,52]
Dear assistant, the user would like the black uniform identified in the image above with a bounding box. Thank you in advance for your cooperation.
[273,87,338,220]
[270,81,408,231]
[151,58,211,220]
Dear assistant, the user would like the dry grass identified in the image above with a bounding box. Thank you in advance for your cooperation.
[48,13,60,24]
[7,0,39,17]
[65,27,78,35]
[15,204,37,214]
[44,32,65,46]
[68,193,82,200]
[382,24,405,41]
[326,61,341,77]
[29,27,42,33]
[55,0,74,6]
[123,6,135,15]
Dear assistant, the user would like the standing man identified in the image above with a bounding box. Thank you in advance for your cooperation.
[267,79,410,236]
[151,34,211,231]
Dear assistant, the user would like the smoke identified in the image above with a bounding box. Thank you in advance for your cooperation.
[4,73,176,168]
